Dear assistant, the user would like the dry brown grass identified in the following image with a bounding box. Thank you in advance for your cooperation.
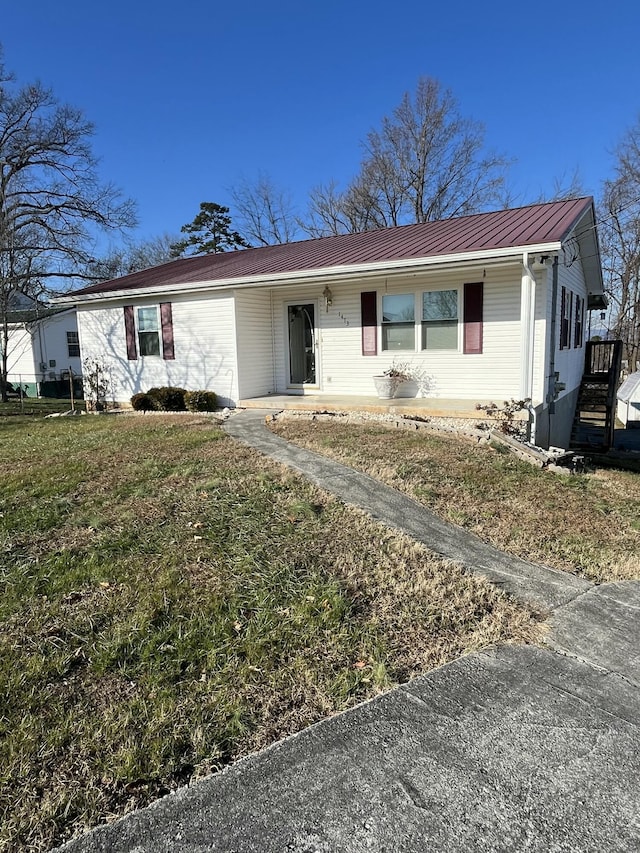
[270,417,640,583]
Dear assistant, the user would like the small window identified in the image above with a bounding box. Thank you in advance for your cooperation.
[560,287,572,350]
[382,293,415,350]
[137,307,161,356]
[67,331,80,358]
[574,295,584,348]
[422,290,458,350]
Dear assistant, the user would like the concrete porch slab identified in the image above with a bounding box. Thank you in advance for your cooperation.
[237,394,518,421]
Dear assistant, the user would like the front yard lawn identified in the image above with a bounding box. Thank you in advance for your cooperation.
[270,416,640,583]
[0,415,542,851]
[0,397,76,418]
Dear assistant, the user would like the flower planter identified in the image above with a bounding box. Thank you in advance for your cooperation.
[373,375,404,399]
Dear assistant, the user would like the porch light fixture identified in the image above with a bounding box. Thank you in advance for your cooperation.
[322,285,333,312]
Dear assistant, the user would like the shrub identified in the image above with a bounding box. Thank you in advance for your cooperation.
[147,386,187,411]
[130,392,157,412]
[475,398,531,437]
[185,390,218,412]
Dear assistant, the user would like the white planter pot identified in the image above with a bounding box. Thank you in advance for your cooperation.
[373,375,403,399]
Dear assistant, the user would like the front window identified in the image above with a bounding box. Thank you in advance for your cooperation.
[66,330,80,358]
[382,293,415,350]
[422,289,458,350]
[137,307,160,356]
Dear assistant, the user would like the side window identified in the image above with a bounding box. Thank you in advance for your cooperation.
[381,293,415,351]
[574,295,584,347]
[124,303,174,360]
[137,307,161,356]
[66,331,80,358]
[560,287,571,350]
[421,290,458,350]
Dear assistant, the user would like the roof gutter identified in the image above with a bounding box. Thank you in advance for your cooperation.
[55,241,563,306]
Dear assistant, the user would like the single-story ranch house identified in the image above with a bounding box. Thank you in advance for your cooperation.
[58,197,607,449]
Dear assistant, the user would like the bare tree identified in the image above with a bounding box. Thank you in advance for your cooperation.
[535,168,587,203]
[230,174,300,245]
[599,117,640,372]
[304,181,363,237]
[87,234,177,281]
[0,53,136,400]
[301,77,510,236]
[363,77,510,224]
[303,171,399,237]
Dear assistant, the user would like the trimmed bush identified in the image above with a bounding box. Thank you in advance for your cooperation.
[147,386,187,411]
[185,390,218,412]
[130,393,157,412]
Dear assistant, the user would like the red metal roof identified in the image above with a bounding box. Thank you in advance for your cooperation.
[73,198,594,297]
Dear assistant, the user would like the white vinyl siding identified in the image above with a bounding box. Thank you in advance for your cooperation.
[77,292,239,406]
[271,265,523,400]
[234,289,275,399]
[530,265,549,405]
[554,250,589,399]
[5,309,82,388]
[4,325,36,379]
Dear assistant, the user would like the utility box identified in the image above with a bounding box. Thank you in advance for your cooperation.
[617,372,640,428]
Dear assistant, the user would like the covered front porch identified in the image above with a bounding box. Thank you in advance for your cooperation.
[237,393,512,422]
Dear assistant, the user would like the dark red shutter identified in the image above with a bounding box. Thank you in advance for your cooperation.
[560,287,568,350]
[463,283,483,354]
[160,302,175,360]
[361,291,377,356]
[124,305,137,360]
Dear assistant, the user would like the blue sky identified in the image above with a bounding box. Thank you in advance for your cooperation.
[3,0,639,248]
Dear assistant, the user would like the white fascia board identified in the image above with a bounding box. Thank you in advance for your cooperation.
[55,241,562,306]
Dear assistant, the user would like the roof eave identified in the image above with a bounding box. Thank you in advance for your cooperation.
[564,200,605,296]
[55,242,563,306]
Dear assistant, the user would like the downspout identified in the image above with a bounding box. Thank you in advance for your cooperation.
[521,252,537,443]
[547,255,559,417]
[29,317,46,396]
[270,289,277,394]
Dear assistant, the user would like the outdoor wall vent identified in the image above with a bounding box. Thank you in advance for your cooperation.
[49,359,56,368]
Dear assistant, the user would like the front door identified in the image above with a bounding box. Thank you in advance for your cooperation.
[287,303,317,387]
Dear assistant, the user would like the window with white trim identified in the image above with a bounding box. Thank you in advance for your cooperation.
[137,306,161,356]
[421,289,458,350]
[381,293,415,350]
[66,330,80,358]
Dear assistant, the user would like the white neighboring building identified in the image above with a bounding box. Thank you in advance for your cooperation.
[58,198,607,449]
[617,373,640,428]
[4,299,82,396]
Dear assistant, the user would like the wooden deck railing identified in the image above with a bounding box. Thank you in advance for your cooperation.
[584,340,623,449]
[585,340,623,379]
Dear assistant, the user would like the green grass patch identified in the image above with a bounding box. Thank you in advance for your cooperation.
[0,414,542,851]
[0,397,77,418]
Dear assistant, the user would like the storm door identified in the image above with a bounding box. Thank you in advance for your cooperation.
[287,303,317,386]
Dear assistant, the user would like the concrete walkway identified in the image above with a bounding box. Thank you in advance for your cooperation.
[57,410,640,853]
